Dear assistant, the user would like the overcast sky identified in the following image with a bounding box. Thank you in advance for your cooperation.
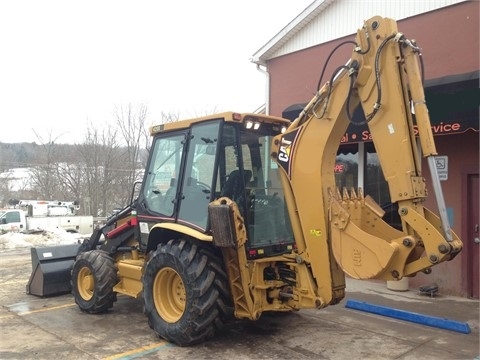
[0,1,313,144]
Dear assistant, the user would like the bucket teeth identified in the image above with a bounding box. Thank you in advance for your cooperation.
[330,187,364,203]
[330,187,342,200]
[358,187,364,200]
[350,187,357,200]
[340,187,365,202]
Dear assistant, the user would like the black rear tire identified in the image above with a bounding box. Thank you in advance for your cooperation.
[71,250,118,313]
[142,238,230,346]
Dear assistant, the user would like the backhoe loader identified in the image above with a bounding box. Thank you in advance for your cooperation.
[27,16,462,346]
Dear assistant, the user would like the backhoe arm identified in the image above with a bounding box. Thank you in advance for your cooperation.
[271,16,462,293]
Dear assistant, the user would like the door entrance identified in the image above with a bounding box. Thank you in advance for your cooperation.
[466,173,479,298]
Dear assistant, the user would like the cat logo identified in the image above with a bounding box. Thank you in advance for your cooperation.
[278,138,292,163]
[276,128,301,178]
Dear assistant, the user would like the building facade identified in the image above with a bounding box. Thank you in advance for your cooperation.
[252,0,479,297]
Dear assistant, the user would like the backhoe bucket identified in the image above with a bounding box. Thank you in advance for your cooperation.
[26,243,81,297]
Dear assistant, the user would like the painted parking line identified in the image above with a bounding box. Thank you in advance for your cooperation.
[103,341,174,360]
[1,279,28,286]
[0,313,17,320]
[8,302,77,316]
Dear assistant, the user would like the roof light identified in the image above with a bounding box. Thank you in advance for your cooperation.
[245,120,261,130]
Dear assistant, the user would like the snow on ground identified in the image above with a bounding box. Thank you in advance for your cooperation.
[0,228,90,251]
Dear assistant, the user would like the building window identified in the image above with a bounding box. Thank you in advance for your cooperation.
[364,142,391,206]
[336,142,400,229]
[335,144,359,190]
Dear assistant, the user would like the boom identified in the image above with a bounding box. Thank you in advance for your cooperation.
[271,16,462,303]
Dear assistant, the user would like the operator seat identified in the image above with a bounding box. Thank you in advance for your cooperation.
[220,170,252,216]
[221,170,252,198]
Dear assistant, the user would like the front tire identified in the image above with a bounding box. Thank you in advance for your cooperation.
[142,238,230,346]
[71,250,118,313]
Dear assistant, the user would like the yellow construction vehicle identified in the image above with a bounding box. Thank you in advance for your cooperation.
[27,16,462,346]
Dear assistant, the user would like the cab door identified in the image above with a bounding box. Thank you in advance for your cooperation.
[142,131,187,218]
[178,121,220,230]
[0,210,24,231]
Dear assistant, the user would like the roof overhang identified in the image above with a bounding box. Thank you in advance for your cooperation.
[250,0,336,66]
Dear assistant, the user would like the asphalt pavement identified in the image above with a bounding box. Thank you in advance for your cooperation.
[0,248,478,359]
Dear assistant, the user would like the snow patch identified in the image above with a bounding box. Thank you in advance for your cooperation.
[0,227,89,251]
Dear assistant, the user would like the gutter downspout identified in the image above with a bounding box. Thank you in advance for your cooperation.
[256,64,270,115]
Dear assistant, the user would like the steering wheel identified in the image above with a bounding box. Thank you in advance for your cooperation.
[146,187,162,200]
[195,181,211,194]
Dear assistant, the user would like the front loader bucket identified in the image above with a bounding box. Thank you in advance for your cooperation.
[26,244,81,297]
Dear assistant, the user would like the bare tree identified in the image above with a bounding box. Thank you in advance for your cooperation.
[28,131,64,199]
[114,103,150,203]
[0,106,186,212]
[0,147,16,205]
[55,162,83,206]
[160,111,181,124]
[77,124,124,216]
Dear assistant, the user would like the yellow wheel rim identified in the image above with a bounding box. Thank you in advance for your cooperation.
[77,266,94,301]
[153,267,186,323]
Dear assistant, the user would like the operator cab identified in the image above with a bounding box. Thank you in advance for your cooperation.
[140,114,295,258]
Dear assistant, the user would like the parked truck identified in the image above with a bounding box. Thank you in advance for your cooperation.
[0,200,93,234]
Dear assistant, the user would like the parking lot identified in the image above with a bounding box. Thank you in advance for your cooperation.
[1,248,478,360]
